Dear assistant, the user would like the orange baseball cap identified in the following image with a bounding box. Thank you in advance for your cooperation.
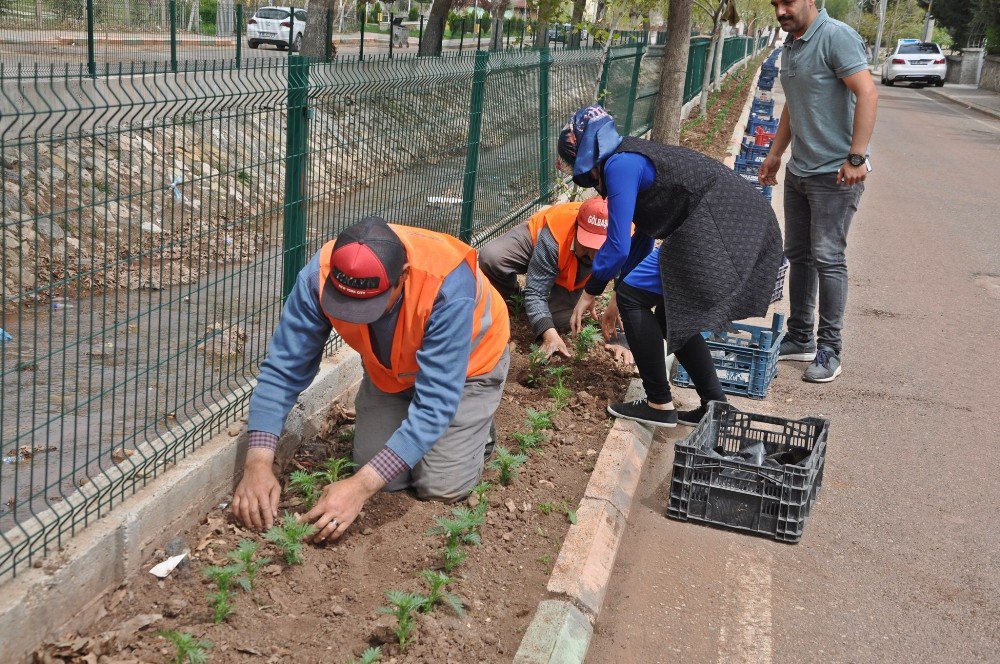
[575,196,610,250]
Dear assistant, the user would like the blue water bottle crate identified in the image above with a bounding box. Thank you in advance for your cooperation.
[740,142,770,164]
[748,116,779,136]
[674,312,785,399]
[667,402,829,544]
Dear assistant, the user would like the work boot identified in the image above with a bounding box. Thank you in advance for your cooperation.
[802,347,842,383]
[484,421,497,461]
[607,399,678,428]
[778,337,817,362]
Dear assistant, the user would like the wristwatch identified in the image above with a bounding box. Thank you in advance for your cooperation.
[847,153,865,167]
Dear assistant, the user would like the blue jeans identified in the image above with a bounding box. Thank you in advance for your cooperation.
[783,170,864,354]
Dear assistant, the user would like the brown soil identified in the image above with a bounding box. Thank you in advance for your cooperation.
[38,319,632,663]
[681,52,767,161]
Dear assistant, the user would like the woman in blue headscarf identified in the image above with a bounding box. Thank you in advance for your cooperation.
[559,105,782,426]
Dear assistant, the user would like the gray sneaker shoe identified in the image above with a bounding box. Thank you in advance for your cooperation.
[779,338,817,362]
[803,347,842,383]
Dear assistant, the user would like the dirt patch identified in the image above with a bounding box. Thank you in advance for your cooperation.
[681,51,768,161]
[36,319,631,663]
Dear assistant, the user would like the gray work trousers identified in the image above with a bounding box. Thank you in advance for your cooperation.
[478,223,580,332]
[353,349,510,502]
[783,170,865,354]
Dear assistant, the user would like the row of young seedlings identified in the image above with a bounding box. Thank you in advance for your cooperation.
[374,334,599,654]
[157,452,371,664]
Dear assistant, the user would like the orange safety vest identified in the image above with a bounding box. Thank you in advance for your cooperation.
[527,202,589,291]
[318,224,510,394]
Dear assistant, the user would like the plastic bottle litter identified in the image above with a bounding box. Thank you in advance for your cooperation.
[0,328,11,343]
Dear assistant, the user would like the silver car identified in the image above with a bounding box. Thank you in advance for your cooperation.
[881,39,946,87]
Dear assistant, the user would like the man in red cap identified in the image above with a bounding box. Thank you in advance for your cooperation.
[479,197,629,360]
[232,217,510,542]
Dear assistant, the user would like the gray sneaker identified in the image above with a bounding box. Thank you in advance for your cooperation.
[803,347,842,383]
[779,338,816,362]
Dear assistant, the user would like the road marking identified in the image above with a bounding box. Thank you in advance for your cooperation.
[717,546,774,664]
[917,90,1000,133]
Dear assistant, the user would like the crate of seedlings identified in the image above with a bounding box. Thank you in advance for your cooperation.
[674,312,784,399]
[667,401,829,543]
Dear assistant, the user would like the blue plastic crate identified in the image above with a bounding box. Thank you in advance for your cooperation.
[758,77,775,91]
[748,116,779,136]
[674,313,785,399]
[733,158,760,183]
[740,142,769,164]
[771,255,788,303]
[753,183,774,202]
[751,99,774,117]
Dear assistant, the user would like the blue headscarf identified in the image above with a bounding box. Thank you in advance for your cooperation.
[557,105,623,193]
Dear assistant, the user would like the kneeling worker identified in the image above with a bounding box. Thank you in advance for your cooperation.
[479,197,621,359]
[232,217,510,542]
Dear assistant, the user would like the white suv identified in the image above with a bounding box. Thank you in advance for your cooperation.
[882,39,946,87]
[248,6,307,52]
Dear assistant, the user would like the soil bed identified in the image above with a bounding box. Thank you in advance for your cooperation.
[38,319,631,663]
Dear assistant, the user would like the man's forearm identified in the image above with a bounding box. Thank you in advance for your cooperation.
[850,89,878,155]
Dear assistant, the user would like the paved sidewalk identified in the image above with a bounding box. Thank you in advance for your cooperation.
[922,84,1000,120]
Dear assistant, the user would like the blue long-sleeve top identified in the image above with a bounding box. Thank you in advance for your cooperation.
[247,251,475,468]
[622,244,662,295]
[584,151,657,296]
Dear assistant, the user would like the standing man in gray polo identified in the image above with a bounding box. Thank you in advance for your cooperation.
[758,0,878,383]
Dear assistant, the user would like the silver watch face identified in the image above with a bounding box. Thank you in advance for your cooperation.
[849,155,865,167]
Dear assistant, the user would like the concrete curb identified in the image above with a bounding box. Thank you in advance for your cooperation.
[723,54,767,169]
[0,348,362,663]
[513,379,653,663]
[922,87,1000,121]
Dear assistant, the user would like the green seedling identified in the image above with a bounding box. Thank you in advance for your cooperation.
[263,512,317,565]
[288,470,321,509]
[537,501,555,515]
[574,323,600,360]
[508,292,525,316]
[441,540,468,572]
[429,506,484,571]
[156,630,212,664]
[546,365,571,384]
[418,569,465,616]
[549,383,573,409]
[513,430,544,453]
[525,408,555,432]
[525,344,547,387]
[227,539,270,591]
[202,563,242,623]
[470,480,492,503]
[489,446,528,486]
[346,647,383,664]
[320,456,358,485]
[538,553,553,566]
[377,590,427,651]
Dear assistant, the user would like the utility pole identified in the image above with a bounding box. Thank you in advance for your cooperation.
[922,0,934,42]
[873,0,888,64]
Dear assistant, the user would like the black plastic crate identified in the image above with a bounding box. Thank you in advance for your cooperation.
[667,402,829,543]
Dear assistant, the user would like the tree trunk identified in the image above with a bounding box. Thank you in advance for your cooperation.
[650,0,692,145]
[569,0,585,47]
[699,31,717,115]
[419,0,453,55]
[712,24,725,85]
[301,0,334,59]
[489,0,509,51]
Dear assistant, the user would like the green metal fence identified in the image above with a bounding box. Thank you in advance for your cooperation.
[0,37,761,580]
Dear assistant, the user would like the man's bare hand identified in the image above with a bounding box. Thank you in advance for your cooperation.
[600,294,622,342]
[232,448,281,532]
[836,160,867,186]
[758,154,781,187]
[302,465,384,543]
[539,328,571,359]
[605,343,633,366]
[570,292,597,335]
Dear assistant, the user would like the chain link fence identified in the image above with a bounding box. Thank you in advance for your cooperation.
[0,36,763,581]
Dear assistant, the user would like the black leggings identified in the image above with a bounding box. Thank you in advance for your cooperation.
[616,282,725,406]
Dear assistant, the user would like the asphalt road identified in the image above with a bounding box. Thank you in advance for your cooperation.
[587,79,1000,663]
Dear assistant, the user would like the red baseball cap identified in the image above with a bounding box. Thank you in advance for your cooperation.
[575,196,610,250]
[321,217,408,324]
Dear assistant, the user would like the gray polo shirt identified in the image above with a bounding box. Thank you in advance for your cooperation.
[780,10,869,176]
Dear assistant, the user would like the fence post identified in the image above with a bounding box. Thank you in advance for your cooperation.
[419,15,424,51]
[236,3,243,69]
[86,0,96,77]
[459,17,466,53]
[282,55,311,300]
[169,0,178,72]
[538,47,551,201]
[389,12,394,58]
[459,50,489,245]
[623,43,643,135]
[360,14,365,60]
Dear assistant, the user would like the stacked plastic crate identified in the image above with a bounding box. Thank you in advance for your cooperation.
[734,48,782,202]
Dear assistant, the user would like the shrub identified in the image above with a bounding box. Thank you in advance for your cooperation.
[408,7,419,21]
